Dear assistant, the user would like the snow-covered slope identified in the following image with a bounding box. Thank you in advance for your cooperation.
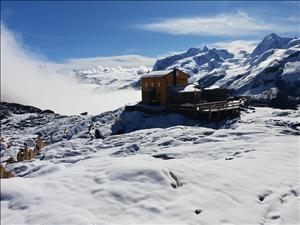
[153,46,236,83]
[73,65,150,90]
[251,33,298,57]
[1,102,299,225]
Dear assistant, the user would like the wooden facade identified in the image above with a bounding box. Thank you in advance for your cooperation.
[141,69,189,105]
[167,85,203,105]
[139,68,243,121]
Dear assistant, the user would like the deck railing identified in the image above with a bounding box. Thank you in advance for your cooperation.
[168,100,241,112]
[195,100,241,112]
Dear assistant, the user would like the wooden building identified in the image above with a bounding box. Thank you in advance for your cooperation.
[138,68,242,121]
[141,68,189,105]
[168,84,202,105]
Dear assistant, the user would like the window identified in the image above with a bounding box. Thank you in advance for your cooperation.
[151,82,154,87]
[145,82,147,88]
[158,82,160,87]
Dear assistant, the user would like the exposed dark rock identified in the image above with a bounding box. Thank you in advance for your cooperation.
[0,164,15,179]
[152,153,176,160]
[94,129,103,139]
[41,109,55,114]
[195,209,202,214]
[225,157,234,160]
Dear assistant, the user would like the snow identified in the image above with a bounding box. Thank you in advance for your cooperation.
[141,69,173,78]
[171,84,201,93]
[150,33,300,99]
[1,106,299,225]
[204,85,220,90]
[72,66,150,91]
[251,33,293,57]
[282,61,300,83]
[1,29,300,224]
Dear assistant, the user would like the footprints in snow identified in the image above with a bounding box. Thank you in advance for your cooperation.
[169,171,182,189]
[224,149,256,161]
[111,144,140,156]
[258,190,273,202]
[258,188,298,203]
[257,188,299,224]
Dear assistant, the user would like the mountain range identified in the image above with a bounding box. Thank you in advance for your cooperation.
[153,33,300,99]
[73,33,300,108]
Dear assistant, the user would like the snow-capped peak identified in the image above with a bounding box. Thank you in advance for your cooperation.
[186,47,202,55]
[251,33,293,56]
[153,46,234,72]
[202,46,209,52]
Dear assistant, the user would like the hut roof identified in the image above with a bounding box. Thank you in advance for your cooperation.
[170,84,201,93]
[141,69,173,78]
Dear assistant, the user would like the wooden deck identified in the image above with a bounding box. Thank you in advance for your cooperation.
[125,100,243,122]
[167,100,242,121]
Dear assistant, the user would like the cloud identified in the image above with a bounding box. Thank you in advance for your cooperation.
[1,23,140,115]
[211,40,258,55]
[65,54,155,69]
[280,16,299,23]
[138,11,298,36]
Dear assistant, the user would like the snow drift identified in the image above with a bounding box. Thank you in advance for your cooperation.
[0,102,299,224]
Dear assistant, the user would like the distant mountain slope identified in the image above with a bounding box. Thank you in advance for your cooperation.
[151,33,300,107]
[153,46,236,81]
[73,65,149,91]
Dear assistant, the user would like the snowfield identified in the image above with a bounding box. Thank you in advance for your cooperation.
[1,105,299,225]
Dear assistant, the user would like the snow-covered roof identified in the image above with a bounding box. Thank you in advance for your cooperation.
[141,70,173,78]
[205,85,220,90]
[171,84,201,93]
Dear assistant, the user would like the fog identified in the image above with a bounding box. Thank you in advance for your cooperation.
[1,23,140,115]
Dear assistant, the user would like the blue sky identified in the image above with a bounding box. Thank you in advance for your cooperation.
[1,1,299,62]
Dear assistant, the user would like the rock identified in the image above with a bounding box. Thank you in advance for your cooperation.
[94,129,104,139]
[5,157,17,164]
[41,109,55,114]
[0,164,14,179]
[170,183,177,189]
[35,136,47,150]
[24,139,36,148]
[195,209,202,214]
[0,102,42,115]
[152,153,176,160]
[16,137,46,162]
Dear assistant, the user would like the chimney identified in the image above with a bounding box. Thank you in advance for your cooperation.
[173,67,177,86]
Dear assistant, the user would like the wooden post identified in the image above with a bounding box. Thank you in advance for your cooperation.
[208,107,212,122]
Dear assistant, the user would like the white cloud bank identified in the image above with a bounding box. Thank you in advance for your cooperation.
[211,40,258,55]
[66,55,155,68]
[1,23,140,115]
[139,11,298,36]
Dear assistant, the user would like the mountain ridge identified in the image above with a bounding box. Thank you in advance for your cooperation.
[150,33,300,107]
